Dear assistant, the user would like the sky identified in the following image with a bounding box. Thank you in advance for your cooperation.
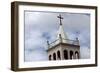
[24,11,90,62]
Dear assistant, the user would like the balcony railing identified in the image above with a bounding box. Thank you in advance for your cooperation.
[48,38,79,49]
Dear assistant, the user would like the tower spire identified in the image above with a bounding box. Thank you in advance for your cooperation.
[56,14,68,41]
[57,14,63,25]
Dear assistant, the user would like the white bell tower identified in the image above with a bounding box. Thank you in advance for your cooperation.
[47,14,80,60]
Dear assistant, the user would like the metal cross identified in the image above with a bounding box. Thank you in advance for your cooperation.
[57,14,63,25]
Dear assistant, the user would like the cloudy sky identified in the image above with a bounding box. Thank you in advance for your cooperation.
[24,10,90,62]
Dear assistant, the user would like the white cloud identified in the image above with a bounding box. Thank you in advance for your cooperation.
[25,49,48,62]
[80,46,90,59]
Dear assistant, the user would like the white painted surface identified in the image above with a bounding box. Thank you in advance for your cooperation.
[57,24,68,40]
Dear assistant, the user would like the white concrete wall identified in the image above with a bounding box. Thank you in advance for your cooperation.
[47,44,80,60]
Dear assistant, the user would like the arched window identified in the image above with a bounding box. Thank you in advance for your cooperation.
[75,51,79,59]
[57,50,61,60]
[63,50,68,60]
[70,51,73,59]
[49,55,51,60]
[53,53,56,60]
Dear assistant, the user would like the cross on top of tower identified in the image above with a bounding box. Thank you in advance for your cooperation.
[57,14,63,25]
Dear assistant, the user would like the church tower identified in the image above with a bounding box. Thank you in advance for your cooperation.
[47,14,80,60]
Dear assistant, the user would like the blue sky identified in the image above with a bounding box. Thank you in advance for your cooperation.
[24,11,90,62]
